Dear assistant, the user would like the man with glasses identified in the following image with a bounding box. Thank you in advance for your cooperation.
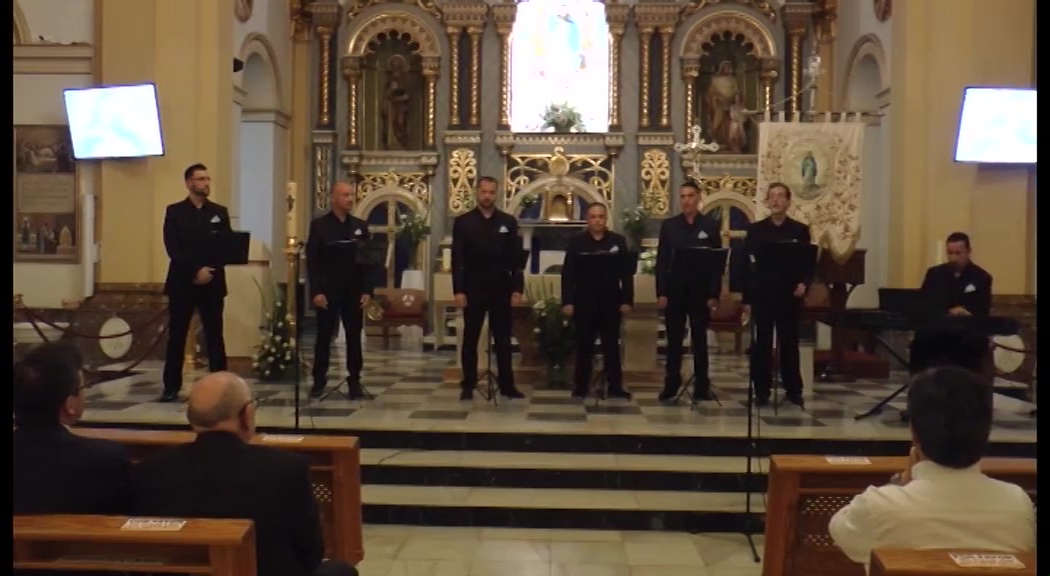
[13,342,131,516]
[160,163,232,403]
[133,372,357,576]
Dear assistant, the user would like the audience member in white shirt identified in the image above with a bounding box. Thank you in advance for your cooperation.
[828,365,1035,568]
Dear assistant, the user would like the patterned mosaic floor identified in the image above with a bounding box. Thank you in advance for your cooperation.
[82,346,1037,442]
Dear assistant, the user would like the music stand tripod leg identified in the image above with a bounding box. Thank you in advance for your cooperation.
[740,316,761,563]
[589,362,607,407]
[854,383,909,420]
[478,334,499,407]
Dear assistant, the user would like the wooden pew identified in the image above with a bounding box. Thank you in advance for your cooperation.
[871,549,1036,576]
[14,515,256,575]
[73,428,364,565]
[762,455,1036,576]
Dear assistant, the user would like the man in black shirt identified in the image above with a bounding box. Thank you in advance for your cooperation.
[305,182,374,399]
[655,182,723,403]
[452,176,526,400]
[741,182,813,408]
[161,163,232,402]
[561,203,635,399]
[919,232,993,317]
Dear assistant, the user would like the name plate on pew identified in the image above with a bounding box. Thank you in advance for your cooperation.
[950,553,1026,569]
[824,456,871,465]
[121,518,187,531]
[261,434,305,443]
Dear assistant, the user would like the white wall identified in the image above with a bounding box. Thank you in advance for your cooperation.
[18,0,94,44]
[835,3,892,99]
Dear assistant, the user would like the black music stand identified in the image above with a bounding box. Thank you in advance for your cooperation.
[209,231,251,266]
[573,249,636,406]
[477,247,530,406]
[667,247,728,408]
[314,238,385,404]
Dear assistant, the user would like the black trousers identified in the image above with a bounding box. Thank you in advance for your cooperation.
[573,304,623,391]
[460,286,514,390]
[750,299,803,399]
[312,293,364,386]
[664,294,712,391]
[163,287,227,394]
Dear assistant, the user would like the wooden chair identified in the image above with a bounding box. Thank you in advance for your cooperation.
[14,515,256,575]
[708,292,747,354]
[762,455,1037,576]
[72,428,364,565]
[372,287,428,349]
[870,549,1036,576]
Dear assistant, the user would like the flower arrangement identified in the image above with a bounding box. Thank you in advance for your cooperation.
[252,283,297,382]
[541,102,585,133]
[638,248,658,275]
[526,282,575,388]
[396,211,430,269]
[520,194,540,209]
[621,205,650,249]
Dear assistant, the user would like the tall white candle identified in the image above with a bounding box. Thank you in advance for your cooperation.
[286,182,298,239]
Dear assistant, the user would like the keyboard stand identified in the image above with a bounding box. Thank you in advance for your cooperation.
[854,334,912,421]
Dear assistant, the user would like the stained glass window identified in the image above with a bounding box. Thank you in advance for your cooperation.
[510,0,610,133]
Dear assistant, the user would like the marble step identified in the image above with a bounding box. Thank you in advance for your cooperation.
[362,449,768,474]
[362,484,766,532]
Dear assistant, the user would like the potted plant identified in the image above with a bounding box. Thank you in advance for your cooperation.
[396,211,430,270]
[526,282,575,388]
[541,102,585,133]
[621,205,650,251]
[252,283,298,382]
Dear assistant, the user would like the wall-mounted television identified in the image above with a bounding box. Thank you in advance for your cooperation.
[63,83,165,160]
[954,86,1036,164]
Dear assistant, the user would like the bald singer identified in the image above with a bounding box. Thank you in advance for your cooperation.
[132,372,357,576]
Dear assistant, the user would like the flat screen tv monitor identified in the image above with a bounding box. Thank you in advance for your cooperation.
[63,83,165,160]
[954,87,1036,164]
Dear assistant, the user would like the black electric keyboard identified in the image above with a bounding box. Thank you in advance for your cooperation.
[831,308,1020,337]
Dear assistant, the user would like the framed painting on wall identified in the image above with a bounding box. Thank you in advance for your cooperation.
[13,125,80,263]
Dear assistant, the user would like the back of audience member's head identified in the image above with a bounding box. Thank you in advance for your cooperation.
[186,372,256,440]
[908,328,987,375]
[13,341,86,428]
[907,366,992,469]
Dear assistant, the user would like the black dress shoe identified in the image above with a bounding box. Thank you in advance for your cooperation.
[692,388,715,402]
[500,388,526,400]
[571,388,587,399]
[157,392,179,403]
[309,384,325,399]
[459,389,474,401]
[658,385,678,403]
[785,394,805,409]
[607,388,633,400]
[754,396,770,408]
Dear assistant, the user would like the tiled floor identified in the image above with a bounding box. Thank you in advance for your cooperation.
[357,524,764,576]
[83,349,1037,443]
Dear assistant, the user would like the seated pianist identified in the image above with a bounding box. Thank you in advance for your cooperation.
[920,231,992,318]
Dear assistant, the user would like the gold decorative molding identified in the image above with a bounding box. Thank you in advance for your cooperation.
[605,2,630,131]
[446,27,462,127]
[290,0,313,42]
[634,3,679,130]
[309,2,342,129]
[758,56,780,112]
[698,174,758,201]
[466,26,482,127]
[341,56,362,148]
[679,9,778,58]
[638,28,653,129]
[357,171,432,206]
[681,0,779,23]
[345,0,443,23]
[442,2,488,129]
[346,11,442,58]
[492,4,516,130]
[504,148,613,206]
[313,137,335,212]
[783,4,811,115]
[681,59,700,132]
[640,149,671,216]
[659,28,674,129]
[447,148,478,214]
[13,44,94,74]
[423,57,439,148]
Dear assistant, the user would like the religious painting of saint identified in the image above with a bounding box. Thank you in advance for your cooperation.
[781,140,829,202]
[13,125,79,263]
[382,54,412,151]
[697,33,760,154]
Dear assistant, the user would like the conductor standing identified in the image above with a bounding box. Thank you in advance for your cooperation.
[161,163,231,403]
[741,183,812,408]
[452,176,526,401]
[305,182,374,400]
[655,182,723,403]
[561,203,635,399]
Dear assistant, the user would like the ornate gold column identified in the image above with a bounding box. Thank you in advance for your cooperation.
[490,4,515,130]
[341,57,362,149]
[759,56,781,112]
[783,6,811,117]
[467,26,482,127]
[605,3,629,131]
[681,58,699,129]
[658,27,673,128]
[423,57,439,148]
[639,27,653,129]
[813,0,838,111]
[308,2,341,129]
[445,26,463,127]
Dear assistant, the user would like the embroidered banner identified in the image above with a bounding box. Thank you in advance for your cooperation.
[756,120,864,262]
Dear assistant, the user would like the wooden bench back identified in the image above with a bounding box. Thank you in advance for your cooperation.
[762,455,1037,576]
[73,428,364,565]
[871,549,1036,576]
[14,515,256,575]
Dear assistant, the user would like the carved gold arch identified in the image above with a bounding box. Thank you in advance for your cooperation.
[13,1,32,45]
[506,176,606,216]
[839,33,889,110]
[679,8,778,58]
[237,33,286,111]
[345,10,442,58]
[353,184,429,220]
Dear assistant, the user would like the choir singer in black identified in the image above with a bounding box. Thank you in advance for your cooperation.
[161,163,231,403]
[305,181,375,400]
[741,183,812,408]
[560,203,635,399]
[452,176,527,401]
[655,182,723,403]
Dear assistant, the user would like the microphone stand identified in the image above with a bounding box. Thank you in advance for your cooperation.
[741,291,761,562]
[286,239,306,431]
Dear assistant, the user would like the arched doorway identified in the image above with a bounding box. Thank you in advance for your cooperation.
[362,197,417,288]
[702,198,754,294]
